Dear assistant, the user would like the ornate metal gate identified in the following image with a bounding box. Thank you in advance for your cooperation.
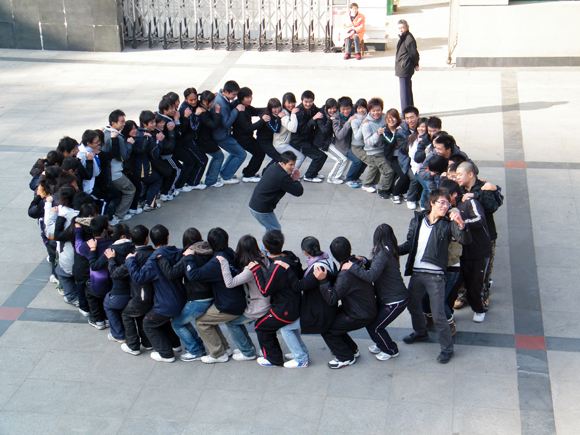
[121,0,333,51]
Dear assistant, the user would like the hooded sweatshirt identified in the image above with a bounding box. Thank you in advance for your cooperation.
[361,113,386,156]
[350,113,366,148]
[44,202,79,275]
[126,245,187,318]
[273,109,298,147]
[75,229,113,297]
[103,126,131,181]
[219,257,272,320]
[332,113,353,155]
[107,238,135,296]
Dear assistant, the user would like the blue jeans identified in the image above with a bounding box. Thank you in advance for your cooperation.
[417,174,431,209]
[249,208,282,232]
[226,314,257,357]
[103,293,131,339]
[205,150,224,186]
[171,299,213,355]
[56,265,77,303]
[346,149,366,181]
[218,136,247,180]
[280,319,309,364]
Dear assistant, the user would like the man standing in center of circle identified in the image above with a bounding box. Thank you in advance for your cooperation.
[248,151,303,232]
[395,19,420,112]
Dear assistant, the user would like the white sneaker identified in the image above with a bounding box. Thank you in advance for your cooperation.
[256,356,274,367]
[172,346,182,353]
[473,312,486,323]
[283,359,309,368]
[78,307,89,317]
[368,344,380,354]
[391,195,402,204]
[109,217,120,225]
[376,352,399,361]
[143,204,155,212]
[150,351,175,363]
[129,208,143,215]
[120,343,141,356]
[180,185,195,192]
[330,178,344,184]
[119,213,133,221]
[210,180,224,188]
[362,185,376,193]
[201,353,229,364]
[88,320,106,330]
[222,177,240,185]
[328,358,356,369]
[107,332,125,343]
[191,184,207,190]
[180,351,203,362]
[242,176,261,183]
[303,177,323,183]
[171,189,180,197]
[232,352,257,361]
[49,274,59,284]
[160,194,174,201]
[406,201,417,210]
[284,352,294,360]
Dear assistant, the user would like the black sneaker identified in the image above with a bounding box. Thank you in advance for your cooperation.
[378,190,392,200]
[403,332,429,344]
[328,358,356,369]
[437,351,454,364]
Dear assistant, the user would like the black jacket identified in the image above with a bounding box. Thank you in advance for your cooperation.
[107,239,135,296]
[399,211,472,276]
[463,178,503,241]
[233,106,262,147]
[395,31,420,78]
[127,245,155,306]
[197,110,221,154]
[298,256,338,334]
[249,163,304,213]
[319,257,377,323]
[349,249,409,305]
[290,104,319,147]
[184,248,246,315]
[250,251,303,322]
[313,109,334,151]
[456,198,491,260]
[158,241,214,301]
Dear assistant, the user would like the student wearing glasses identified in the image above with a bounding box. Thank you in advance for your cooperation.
[398,188,471,364]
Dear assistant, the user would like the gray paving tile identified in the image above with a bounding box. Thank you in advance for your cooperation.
[453,345,517,375]
[204,359,275,393]
[547,350,580,382]
[3,378,80,414]
[117,417,188,435]
[27,349,98,382]
[381,402,453,435]
[452,407,521,435]
[391,370,454,406]
[189,389,258,426]
[127,384,200,421]
[454,372,519,411]
[0,320,65,350]
[318,396,388,434]
[0,410,123,435]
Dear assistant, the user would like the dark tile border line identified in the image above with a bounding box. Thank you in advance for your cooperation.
[502,70,556,435]
[457,56,580,68]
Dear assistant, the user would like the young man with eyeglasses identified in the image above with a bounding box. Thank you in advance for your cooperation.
[398,188,471,364]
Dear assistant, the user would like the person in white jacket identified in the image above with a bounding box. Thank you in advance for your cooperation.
[273,92,305,168]
[44,186,79,306]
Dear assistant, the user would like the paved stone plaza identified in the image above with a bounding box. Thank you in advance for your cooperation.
[0,23,579,435]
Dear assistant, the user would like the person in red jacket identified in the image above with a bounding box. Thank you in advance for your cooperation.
[344,3,366,60]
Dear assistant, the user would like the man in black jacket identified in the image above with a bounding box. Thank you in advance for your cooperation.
[399,189,470,364]
[249,151,304,232]
[120,225,155,355]
[314,237,377,369]
[395,19,420,112]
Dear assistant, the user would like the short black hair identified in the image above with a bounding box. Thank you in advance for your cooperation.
[237,87,253,101]
[90,215,110,238]
[301,90,315,101]
[199,90,216,105]
[263,230,284,255]
[354,98,367,111]
[282,92,296,106]
[184,87,197,98]
[330,237,351,263]
[433,132,456,150]
[325,98,338,110]
[56,137,78,155]
[427,155,449,174]
[111,223,131,241]
[109,109,125,125]
[223,80,240,93]
[81,129,99,145]
[61,157,78,172]
[279,151,297,164]
[338,96,353,108]
[207,227,229,252]
[139,110,156,127]
[150,224,169,247]
[57,185,75,208]
[131,224,149,246]
[182,227,202,249]
[429,188,451,205]
[158,97,173,114]
[402,106,419,117]
[368,98,384,111]
[427,116,442,130]
[439,178,461,196]
[163,91,179,105]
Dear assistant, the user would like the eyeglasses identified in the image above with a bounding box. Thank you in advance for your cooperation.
[435,200,451,207]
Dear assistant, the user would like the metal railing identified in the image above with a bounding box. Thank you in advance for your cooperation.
[121,0,333,51]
